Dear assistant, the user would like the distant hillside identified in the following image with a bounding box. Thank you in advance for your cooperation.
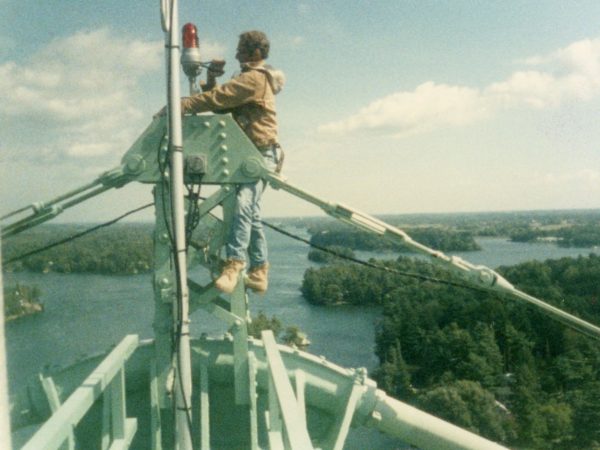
[2,223,153,275]
[280,209,600,249]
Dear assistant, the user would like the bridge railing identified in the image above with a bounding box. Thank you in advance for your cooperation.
[21,335,139,450]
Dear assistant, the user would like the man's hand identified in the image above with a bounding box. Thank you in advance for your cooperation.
[207,59,226,77]
[202,60,225,92]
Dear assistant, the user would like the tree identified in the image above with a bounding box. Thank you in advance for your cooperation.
[374,341,412,400]
[247,312,282,339]
[417,380,514,443]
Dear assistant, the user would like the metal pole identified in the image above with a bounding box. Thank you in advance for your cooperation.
[0,237,13,450]
[164,1,193,448]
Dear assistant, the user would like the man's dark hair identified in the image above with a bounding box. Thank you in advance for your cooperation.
[239,30,270,59]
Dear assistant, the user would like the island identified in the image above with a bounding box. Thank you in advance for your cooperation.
[3,283,43,321]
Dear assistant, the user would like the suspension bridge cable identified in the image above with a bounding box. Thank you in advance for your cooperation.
[2,203,154,265]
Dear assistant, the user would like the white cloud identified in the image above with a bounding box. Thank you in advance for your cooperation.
[532,169,600,189]
[319,82,488,137]
[0,28,163,162]
[200,39,226,60]
[321,37,600,137]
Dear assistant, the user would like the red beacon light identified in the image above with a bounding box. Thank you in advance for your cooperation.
[182,23,199,49]
[181,22,202,81]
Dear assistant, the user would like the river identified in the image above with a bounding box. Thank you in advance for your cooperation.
[4,230,600,448]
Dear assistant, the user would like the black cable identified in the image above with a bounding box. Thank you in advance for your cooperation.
[185,183,201,248]
[3,203,154,265]
[261,220,489,294]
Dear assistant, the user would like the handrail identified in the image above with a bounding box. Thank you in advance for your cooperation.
[21,335,139,450]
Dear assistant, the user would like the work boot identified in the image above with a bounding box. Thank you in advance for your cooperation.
[245,263,269,294]
[215,259,245,294]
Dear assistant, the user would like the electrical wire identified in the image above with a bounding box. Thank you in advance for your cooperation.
[260,220,490,294]
[261,221,600,341]
[2,203,154,265]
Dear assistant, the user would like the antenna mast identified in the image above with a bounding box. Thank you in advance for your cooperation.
[161,0,193,448]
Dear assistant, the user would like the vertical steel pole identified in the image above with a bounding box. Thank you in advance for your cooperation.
[163,1,193,448]
[0,237,13,450]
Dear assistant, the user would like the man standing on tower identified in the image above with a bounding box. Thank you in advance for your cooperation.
[180,30,285,294]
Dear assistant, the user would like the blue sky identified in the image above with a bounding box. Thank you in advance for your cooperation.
[2,1,600,221]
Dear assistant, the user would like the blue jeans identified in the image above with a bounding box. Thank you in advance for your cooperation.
[226,146,279,268]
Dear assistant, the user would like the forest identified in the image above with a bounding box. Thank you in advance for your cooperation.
[307,245,355,263]
[286,209,600,251]
[2,223,153,274]
[301,253,600,448]
[2,209,600,274]
[510,224,600,247]
[308,226,480,253]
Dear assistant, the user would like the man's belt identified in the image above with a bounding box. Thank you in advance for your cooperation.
[256,143,280,153]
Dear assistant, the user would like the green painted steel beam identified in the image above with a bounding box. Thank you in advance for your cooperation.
[21,335,139,450]
[149,363,163,450]
[194,185,235,219]
[369,391,508,450]
[328,379,363,450]
[261,331,314,450]
[231,277,250,406]
[247,352,259,450]
[200,301,243,326]
[293,370,307,432]
[120,114,268,185]
[199,362,210,450]
[110,368,127,442]
[39,375,75,450]
[188,279,232,317]
[102,386,111,450]
[106,418,137,450]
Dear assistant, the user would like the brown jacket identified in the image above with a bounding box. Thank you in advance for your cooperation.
[183,62,283,148]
